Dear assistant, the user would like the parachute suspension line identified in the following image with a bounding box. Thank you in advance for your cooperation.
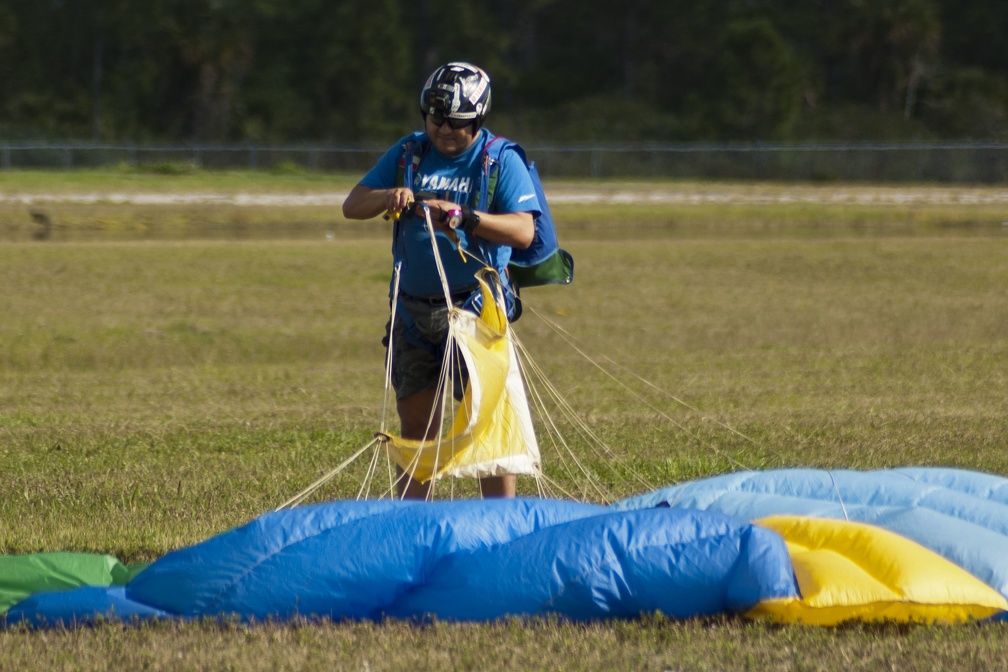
[440,332,466,498]
[514,334,617,458]
[523,303,755,474]
[422,204,456,307]
[660,485,689,510]
[420,358,451,503]
[390,204,466,501]
[529,468,577,501]
[512,343,601,500]
[511,330,641,502]
[356,438,390,501]
[533,472,550,499]
[512,319,657,496]
[404,313,465,502]
[380,263,404,436]
[378,259,432,502]
[278,261,399,503]
[275,437,381,511]
[384,443,397,498]
[827,471,851,522]
[596,353,756,446]
[523,303,703,441]
[281,210,539,507]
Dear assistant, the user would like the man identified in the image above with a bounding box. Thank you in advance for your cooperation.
[342,62,539,499]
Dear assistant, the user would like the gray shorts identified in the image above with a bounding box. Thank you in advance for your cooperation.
[385,293,472,400]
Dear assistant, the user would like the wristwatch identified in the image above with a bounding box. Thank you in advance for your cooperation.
[461,205,480,236]
[443,208,464,230]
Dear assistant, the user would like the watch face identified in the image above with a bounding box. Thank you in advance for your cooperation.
[445,209,463,229]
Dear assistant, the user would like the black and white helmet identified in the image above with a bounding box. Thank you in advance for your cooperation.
[419,62,492,128]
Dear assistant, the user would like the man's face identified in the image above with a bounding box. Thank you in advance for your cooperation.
[425,114,477,158]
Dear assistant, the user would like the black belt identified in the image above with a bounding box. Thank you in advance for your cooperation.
[400,289,476,305]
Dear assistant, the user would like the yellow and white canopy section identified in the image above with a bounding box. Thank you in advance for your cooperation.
[381,269,541,484]
[748,515,1008,625]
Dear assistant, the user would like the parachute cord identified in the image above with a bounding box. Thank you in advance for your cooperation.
[523,303,753,474]
[511,332,631,501]
[380,260,435,501]
[527,303,754,445]
[275,437,381,511]
[421,204,456,307]
[380,263,403,436]
[382,441,397,499]
[392,205,460,500]
[278,212,528,506]
[357,438,389,501]
[455,243,492,268]
[828,471,851,521]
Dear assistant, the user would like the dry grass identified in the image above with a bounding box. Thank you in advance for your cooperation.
[1,172,1007,669]
[2,616,1008,672]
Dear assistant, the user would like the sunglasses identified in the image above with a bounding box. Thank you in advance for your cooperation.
[428,113,473,130]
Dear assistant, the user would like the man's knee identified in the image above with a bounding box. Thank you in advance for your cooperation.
[397,388,440,440]
[480,474,516,499]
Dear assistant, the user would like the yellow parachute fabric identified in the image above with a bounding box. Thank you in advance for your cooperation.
[384,271,541,483]
[747,515,1008,625]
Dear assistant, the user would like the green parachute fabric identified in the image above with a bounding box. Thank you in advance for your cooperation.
[0,552,145,612]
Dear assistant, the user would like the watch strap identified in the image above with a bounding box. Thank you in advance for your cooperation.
[461,205,480,236]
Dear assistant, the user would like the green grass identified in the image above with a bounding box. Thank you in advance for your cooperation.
[0,166,363,191]
[2,171,1007,669]
[3,616,1007,671]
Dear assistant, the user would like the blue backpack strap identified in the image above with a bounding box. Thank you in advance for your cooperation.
[396,131,429,191]
[476,135,510,211]
[479,137,572,288]
[390,133,430,258]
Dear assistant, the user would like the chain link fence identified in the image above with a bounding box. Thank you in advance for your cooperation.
[3,142,1008,183]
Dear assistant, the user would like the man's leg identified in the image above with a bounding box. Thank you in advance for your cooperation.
[396,388,440,500]
[479,474,516,499]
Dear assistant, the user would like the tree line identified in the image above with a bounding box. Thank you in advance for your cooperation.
[1,0,1005,145]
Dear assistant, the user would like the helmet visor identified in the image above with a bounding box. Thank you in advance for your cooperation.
[428,112,473,130]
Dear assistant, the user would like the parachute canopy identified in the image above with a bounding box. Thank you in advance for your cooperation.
[5,468,1008,628]
[383,271,540,483]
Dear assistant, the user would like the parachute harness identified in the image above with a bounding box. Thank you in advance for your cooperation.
[380,204,541,500]
[278,209,757,508]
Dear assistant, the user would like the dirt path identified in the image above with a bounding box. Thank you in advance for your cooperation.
[3,185,1008,206]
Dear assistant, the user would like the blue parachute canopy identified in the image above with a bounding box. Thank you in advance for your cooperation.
[5,468,1008,627]
[616,467,1008,599]
[7,498,795,626]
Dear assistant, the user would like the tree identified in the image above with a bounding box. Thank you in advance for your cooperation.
[0,0,1005,142]
[834,0,941,115]
[702,18,806,139]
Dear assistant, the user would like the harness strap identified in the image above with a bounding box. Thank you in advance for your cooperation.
[479,136,509,212]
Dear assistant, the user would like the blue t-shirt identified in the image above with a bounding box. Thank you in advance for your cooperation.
[360,129,541,298]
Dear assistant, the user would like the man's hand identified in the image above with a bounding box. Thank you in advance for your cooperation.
[384,187,415,220]
[413,197,458,226]
[342,184,416,221]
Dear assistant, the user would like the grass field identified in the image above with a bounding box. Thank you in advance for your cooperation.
[1,168,1007,670]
